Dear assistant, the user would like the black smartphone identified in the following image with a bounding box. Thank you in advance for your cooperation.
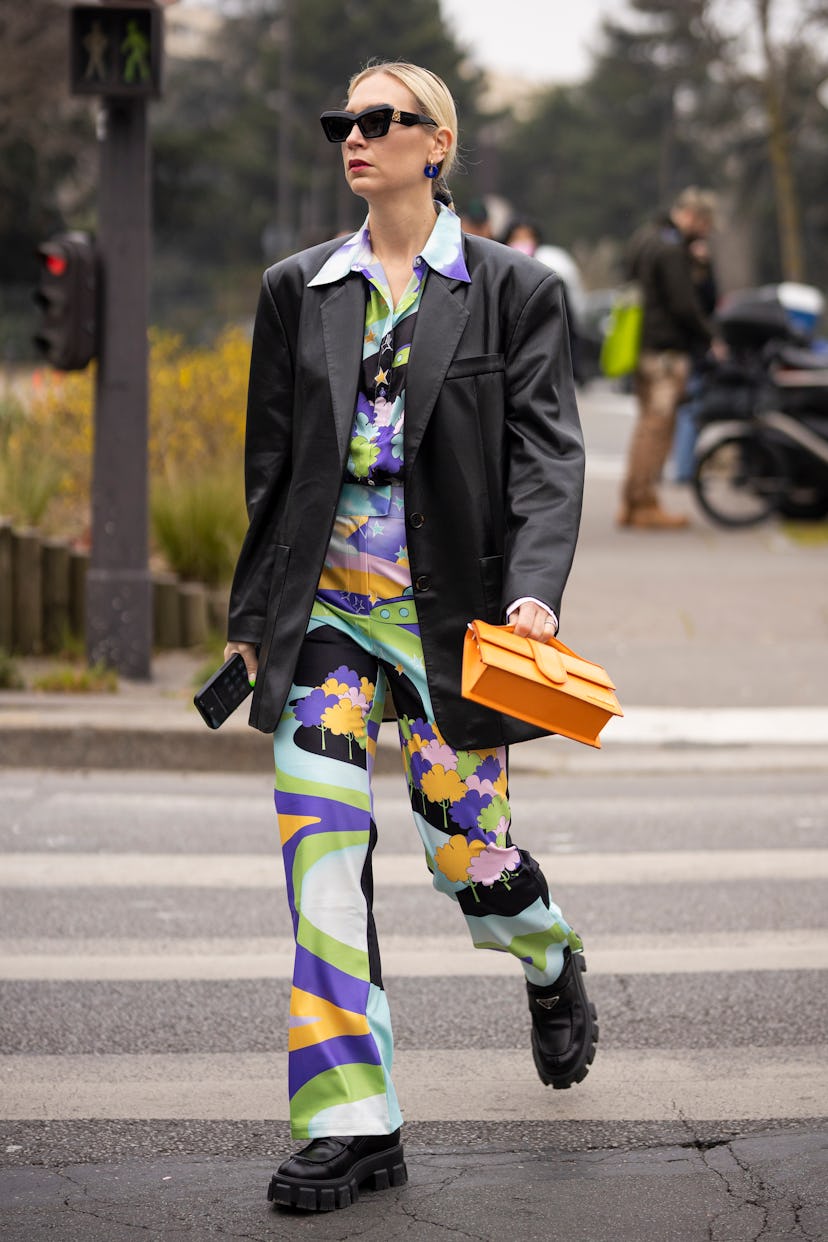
[193,652,253,730]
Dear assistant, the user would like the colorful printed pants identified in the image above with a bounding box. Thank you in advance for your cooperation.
[274,484,582,1139]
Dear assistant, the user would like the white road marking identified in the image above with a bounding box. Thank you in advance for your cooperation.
[601,706,828,746]
[47,791,269,814]
[2,849,826,888]
[0,929,825,980]
[3,706,828,759]
[1,1047,824,1122]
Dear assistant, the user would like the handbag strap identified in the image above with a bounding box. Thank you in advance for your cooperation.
[533,641,567,684]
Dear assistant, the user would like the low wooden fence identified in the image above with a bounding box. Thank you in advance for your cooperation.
[0,520,228,656]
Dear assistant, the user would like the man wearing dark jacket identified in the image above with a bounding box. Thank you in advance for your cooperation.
[619,187,716,529]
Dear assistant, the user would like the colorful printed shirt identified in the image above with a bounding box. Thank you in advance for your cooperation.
[308,203,471,486]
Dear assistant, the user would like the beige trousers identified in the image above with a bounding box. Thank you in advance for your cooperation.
[622,350,691,511]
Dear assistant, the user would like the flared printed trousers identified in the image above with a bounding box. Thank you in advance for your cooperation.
[273,484,582,1138]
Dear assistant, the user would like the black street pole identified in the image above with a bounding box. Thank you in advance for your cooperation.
[276,0,293,255]
[86,94,152,677]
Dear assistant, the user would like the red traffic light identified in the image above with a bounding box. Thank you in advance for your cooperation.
[45,254,68,277]
[33,232,98,371]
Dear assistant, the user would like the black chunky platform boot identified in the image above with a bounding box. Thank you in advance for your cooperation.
[267,1129,407,1211]
[526,947,599,1089]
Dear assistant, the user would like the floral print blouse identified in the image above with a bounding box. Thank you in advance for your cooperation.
[308,203,471,486]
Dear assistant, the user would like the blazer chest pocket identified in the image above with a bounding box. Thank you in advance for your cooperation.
[445,354,505,380]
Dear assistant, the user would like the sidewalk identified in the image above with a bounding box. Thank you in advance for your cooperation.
[1,384,826,775]
[2,681,826,774]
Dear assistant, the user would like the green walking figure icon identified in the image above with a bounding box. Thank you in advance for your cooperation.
[121,20,150,84]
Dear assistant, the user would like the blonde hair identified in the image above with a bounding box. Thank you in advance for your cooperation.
[347,61,458,204]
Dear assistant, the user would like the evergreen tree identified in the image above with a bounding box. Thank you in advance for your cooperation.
[498,1,729,257]
[151,0,486,332]
[497,0,828,289]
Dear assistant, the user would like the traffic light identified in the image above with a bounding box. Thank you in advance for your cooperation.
[70,5,163,99]
[33,233,98,371]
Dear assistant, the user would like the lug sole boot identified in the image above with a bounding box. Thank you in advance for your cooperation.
[527,948,599,1089]
[267,1130,407,1211]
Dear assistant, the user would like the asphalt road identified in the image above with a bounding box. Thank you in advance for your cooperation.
[1,765,826,1241]
[1,380,827,1238]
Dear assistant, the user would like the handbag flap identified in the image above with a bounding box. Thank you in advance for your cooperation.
[534,641,567,684]
[471,621,617,691]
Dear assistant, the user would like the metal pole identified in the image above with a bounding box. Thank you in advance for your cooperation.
[276,0,293,254]
[86,95,152,678]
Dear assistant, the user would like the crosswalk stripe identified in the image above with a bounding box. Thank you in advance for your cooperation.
[1,930,825,980]
[2,849,826,888]
[601,706,828,746]
[1,1047,824,1122]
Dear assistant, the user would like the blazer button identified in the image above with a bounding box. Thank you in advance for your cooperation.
[414,574,431,592]
[410,512,425,528]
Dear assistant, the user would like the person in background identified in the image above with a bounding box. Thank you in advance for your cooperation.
[502,219,584,382]
[619,187,716,529]
[672,235,719,482]
[224,60,593,1213]
[459,196,493,238]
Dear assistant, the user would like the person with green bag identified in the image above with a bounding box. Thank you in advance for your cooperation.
[599,285,643,380]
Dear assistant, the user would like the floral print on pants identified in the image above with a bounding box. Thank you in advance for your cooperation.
[273,483,582,1139]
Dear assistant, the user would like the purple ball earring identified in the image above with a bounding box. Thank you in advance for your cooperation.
[424,163,439,179]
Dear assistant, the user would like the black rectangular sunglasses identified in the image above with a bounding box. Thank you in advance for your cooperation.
[320,104,437,144]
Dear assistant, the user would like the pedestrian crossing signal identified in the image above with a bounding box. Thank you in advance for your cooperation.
[70,5,163,98]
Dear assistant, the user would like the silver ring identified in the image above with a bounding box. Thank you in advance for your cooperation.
[543,619,555,627]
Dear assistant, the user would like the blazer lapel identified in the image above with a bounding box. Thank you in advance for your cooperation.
[319,278,367,463]
[404,274,469,469]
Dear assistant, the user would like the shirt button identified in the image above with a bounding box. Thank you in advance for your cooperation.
[414,575,431,592]
[410,512,425,528]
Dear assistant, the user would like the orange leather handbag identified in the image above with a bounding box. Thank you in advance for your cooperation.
[462,620,623,748]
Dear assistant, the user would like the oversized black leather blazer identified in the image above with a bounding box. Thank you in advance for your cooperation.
[228,232,585,747]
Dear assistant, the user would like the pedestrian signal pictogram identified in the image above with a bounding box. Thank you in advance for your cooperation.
[70,5,162,97]
[33,233,98,371]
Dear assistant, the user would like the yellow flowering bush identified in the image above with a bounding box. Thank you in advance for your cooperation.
[2,327,252,581]
[147,327,250,488]
[0,375,92,534]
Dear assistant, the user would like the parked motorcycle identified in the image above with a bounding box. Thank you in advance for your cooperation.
[692,288,828,527]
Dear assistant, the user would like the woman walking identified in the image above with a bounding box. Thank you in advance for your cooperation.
[225,61,594,1212]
